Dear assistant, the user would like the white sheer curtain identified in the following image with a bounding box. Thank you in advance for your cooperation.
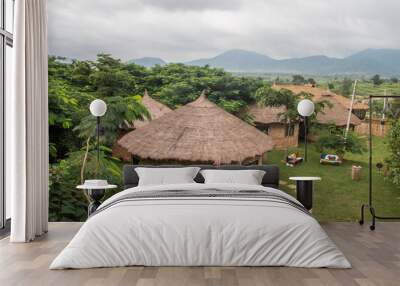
[8,0,49,242]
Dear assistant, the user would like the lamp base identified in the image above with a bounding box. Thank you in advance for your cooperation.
[86,189,105,216]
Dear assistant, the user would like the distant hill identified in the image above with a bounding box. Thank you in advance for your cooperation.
[126,49,400,75]
[185,49,400,76]
[186,49,275,72]
[127,57,166,67]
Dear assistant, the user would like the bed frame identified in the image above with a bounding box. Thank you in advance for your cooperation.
[123,165,280,189]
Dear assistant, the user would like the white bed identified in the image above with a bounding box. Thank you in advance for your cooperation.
[50,183,351,269]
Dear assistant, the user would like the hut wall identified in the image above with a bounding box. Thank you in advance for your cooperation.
[355,119,390,137]
[258,123,299,150]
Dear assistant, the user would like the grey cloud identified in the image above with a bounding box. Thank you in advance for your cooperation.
[48,0,400,62]
[140,0,242,11]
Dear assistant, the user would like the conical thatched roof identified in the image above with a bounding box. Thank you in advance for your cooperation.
[134,90,172,128]
[118,92,274,165]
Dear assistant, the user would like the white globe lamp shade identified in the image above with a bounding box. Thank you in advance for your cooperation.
[89,99,107,117]
[297,99,315,117]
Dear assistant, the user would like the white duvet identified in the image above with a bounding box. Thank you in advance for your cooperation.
[50,183,351,269]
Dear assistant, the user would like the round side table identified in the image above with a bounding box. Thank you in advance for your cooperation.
[289,177,321,211]
[77,184,117,216]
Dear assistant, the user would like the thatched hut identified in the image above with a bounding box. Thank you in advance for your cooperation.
[273,85,364,128]
[118,92,274,165]
[248,104,299,149]
[113,91,172,159]
[316,91,362,127]
[133,90,172,128]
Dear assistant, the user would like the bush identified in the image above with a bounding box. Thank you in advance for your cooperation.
[49,147,123,221]
[315,129,366,159]
[385,119,400,185]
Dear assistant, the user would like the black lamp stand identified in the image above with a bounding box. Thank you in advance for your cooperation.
[359,95,400,230]
[96,116,100,164]
[304,116,308,162]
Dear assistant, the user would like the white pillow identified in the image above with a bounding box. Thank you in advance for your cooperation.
[135,167,201,186]
[200,169,266,185]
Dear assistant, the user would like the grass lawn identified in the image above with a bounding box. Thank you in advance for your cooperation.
[319,81,400,97]
[266,136,400,222]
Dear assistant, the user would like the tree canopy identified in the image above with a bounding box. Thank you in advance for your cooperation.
[48,54,268,221]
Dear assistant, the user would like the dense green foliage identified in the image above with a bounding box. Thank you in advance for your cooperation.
[48,54,270,221]
[315,127,366,159]
[50,53,397,223]
[339,78,353,97]
[49,55,153,221]
[254,86,329,124]
[386,119,400,186]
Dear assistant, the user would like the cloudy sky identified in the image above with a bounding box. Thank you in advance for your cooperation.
[48,0,400,62]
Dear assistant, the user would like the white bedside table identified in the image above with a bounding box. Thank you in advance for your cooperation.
[77,182,117,216]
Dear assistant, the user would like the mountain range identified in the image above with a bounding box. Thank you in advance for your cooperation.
[128,49,400,76]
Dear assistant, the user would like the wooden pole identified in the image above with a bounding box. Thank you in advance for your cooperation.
[345,80,357,139]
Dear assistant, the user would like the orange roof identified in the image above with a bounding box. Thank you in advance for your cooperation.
[273,84,368,110]
[314,96,362,126]
[273,84,364,126]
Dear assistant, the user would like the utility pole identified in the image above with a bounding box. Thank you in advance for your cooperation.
[345,80,357,139]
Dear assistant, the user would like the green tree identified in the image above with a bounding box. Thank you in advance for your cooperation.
[254,85,329,125]
[371,74,383,86]
[292,74,305,85]
[307,78,316,85]
[89,54,137,97]
[71,60,92,88]
[385,118,400,185]
[74,95,150,146]
[390,77,399,84]
[48,57,90,162]
[49,146,122,221]
[254,84,330,156]
[340,78,353,96]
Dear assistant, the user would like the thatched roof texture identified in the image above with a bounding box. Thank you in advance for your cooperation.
[118,92,274,165]
[134,90,172,128]
[316,95,362,126]
[248,104,287,124]
[273,84,368,110]
[273,84,363,126]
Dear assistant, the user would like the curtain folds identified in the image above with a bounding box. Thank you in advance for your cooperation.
[9,0,48,242]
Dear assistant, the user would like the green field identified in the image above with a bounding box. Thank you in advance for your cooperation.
[266,136,400,222]
[323,81,400,97]
[234,72,400,98]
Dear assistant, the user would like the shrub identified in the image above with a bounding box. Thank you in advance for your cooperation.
[315,129,366,160]
[385,118,400,185]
